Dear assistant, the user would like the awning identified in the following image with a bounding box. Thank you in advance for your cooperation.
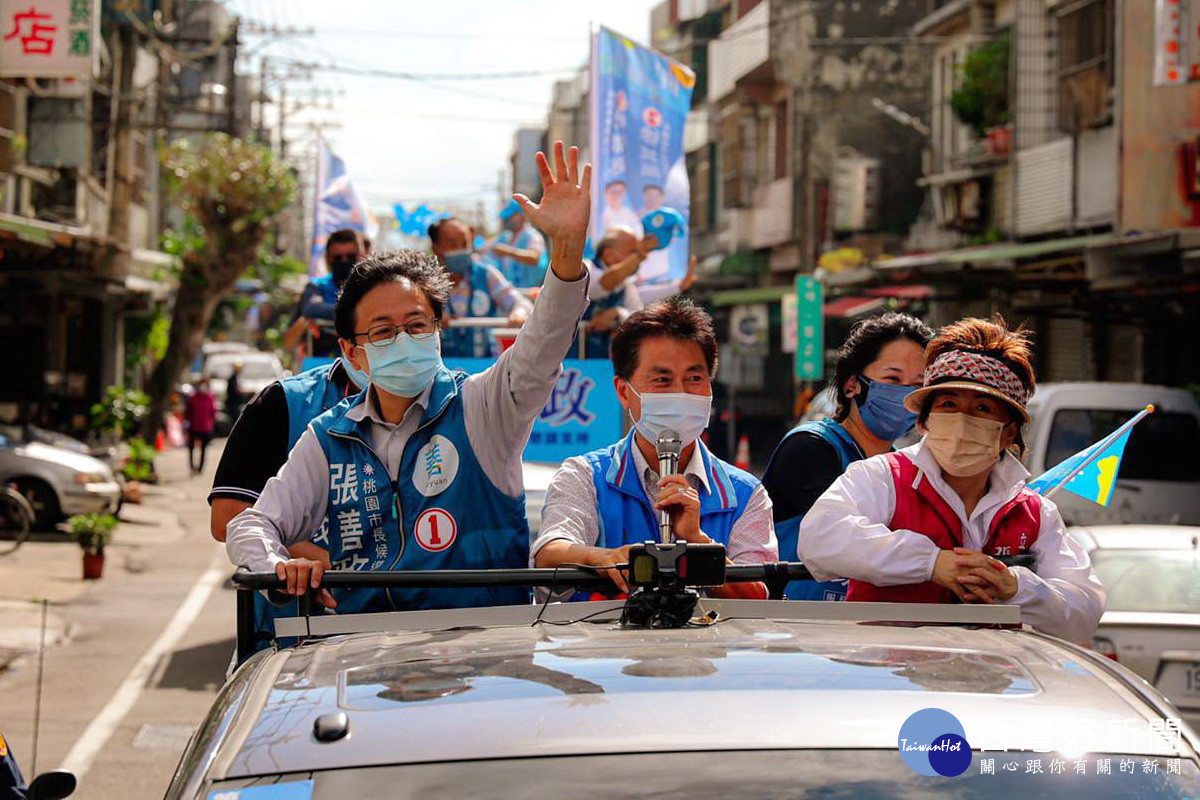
[824,296,886,318]
[0,212,92,248]
[877,234,1116,270]
[710,285,792,307]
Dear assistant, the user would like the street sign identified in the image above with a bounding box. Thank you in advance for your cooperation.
[1154,0,1200,85]
[0,0,98,79]
[794,275,824,380]
[729,303,768,354]
[781,293,798,353]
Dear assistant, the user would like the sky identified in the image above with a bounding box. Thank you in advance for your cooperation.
[225,0,661,218]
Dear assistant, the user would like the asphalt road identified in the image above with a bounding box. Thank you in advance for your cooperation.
[0,443,234,799]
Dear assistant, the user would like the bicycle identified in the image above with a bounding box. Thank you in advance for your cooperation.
[0,484,35,555]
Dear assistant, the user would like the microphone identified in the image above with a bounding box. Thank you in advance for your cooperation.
[655,428,682,544]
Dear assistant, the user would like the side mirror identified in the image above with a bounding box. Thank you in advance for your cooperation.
[28,770,77,800]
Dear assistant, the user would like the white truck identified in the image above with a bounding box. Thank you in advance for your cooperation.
[1023,382,1200,526]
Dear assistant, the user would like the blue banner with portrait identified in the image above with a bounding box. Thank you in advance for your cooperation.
[589,27,695,290]
[445,357,621,463]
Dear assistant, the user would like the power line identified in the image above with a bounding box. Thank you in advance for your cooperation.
[238,20,582,43]
[270,59,580,82]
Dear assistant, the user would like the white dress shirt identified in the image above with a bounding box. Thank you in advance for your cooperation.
[532,442,778,565]
[226,269,588,572]
[798,440,1106,642]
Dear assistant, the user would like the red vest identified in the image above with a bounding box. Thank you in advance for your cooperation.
[846,452,1041,603]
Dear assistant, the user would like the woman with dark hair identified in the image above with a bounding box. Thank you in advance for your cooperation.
[798,317,1105,641]
[762,312,932,599]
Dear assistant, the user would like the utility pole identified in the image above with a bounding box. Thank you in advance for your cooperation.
[106,23,138,276]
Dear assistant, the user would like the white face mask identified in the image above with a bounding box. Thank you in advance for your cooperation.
[923,412,1006,477]
[628,385,712,447]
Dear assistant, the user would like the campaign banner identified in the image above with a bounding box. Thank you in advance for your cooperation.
[445,357,621,463]
[590,27,695,288]
[303,357,622,464]
[310,137,378,276]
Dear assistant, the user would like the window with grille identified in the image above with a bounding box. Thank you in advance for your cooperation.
[1057,0,1114,131]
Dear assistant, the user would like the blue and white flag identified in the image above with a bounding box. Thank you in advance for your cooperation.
[310,137,378,276]
[590,27,695,288]
[1028,406,1154,506]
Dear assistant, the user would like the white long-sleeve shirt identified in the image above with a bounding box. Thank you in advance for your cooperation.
[531,444,778,565]
[226,268,588,573]
[798,440,1105,642]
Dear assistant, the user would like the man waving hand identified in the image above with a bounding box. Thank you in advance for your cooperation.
[225,142,591,618]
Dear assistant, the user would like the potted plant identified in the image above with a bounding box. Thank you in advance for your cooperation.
[949,32,1011,155]
[123,437,158,485]
[67,513,118,580]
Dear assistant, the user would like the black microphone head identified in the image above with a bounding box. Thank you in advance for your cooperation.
[656,428,683,457]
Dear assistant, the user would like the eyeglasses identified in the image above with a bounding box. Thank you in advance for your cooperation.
[355,316,440,347]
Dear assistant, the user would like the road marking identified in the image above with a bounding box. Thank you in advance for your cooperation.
[59,551,226,779]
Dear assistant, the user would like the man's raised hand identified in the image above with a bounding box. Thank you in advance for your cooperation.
[513,141,591,280]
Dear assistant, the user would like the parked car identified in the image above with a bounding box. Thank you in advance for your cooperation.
[190,340,252,383]
[1024,383,1200,526]
[1072,524,1200,731]
[0,428,120,527]
[201,352,287,433]
[166,597,1200,798]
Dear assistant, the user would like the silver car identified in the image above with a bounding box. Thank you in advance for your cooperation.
[0,427,120,527]
[1073,524,1200,731]
[167,598,1200,798]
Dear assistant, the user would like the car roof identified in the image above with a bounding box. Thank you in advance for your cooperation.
[1070,524,1200,551]
[1028,382,1200,413]
[204,609,1185,781]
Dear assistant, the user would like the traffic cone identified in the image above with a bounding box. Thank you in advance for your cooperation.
[735,435,751,470]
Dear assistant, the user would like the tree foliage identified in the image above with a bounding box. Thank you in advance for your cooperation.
[949,33,1011,138]
[142,134,296,437]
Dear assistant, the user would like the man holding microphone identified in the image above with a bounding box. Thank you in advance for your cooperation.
[533,297,777,598]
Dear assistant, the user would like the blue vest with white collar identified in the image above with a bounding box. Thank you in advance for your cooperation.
[442,260,500,359]
[280,360,357,449]
[308,366,530,614]
[584,431,758,550]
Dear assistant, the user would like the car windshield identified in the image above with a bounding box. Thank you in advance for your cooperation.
[1045,409,1200,482]
[1091,549,1200,613]
[209,750,1199,798]
[206,358,277,380]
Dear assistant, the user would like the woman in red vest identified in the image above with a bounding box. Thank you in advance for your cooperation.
[798,317,1105,641]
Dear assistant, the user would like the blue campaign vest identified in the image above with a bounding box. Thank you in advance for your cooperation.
[442,260,500,359]
[574,262,627,359]
[571,432,759,600]
[281,361,357,448]
[310,366,530,614]
[246,360,361,660]
[775,418,863,601]
[498,226,546,288]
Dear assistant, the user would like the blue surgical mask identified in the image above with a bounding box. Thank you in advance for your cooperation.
[339,357,370,393]
[855,374,917,441]
[443,249,473,275]
[629,386,712,447]
[362,334,442,398]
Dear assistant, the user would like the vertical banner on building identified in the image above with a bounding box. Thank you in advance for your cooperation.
[0,0,98,78]
[311,137,379,276]
[795,276,824,380]
[590,27,695,290]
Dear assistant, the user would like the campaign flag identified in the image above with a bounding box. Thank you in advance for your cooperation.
[590,27,695,289]
[310,137,378,276]
[1028,406,1154,506]
[393,203,412,234]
